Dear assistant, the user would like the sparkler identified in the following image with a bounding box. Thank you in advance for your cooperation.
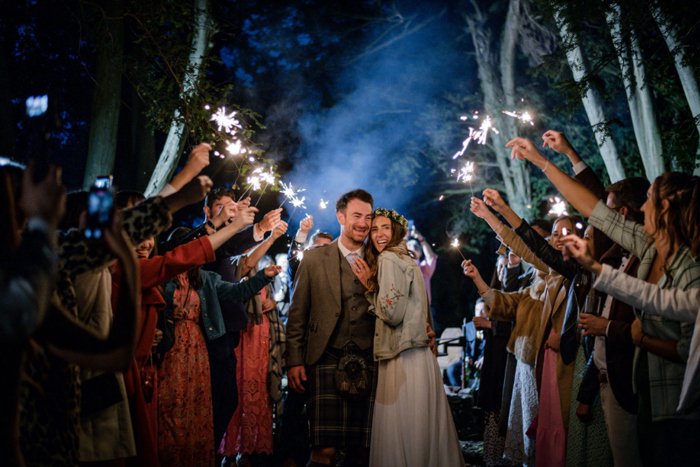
[288,195,307,223]
[319,199,329,209]
[548,196,569,217]
[451,237,467,261]
[254,168,279,207]
[278,181,306,208]
[211,107,241,135]
[453,116,499,159]
[457,161,476,197]
[502,110,535,126]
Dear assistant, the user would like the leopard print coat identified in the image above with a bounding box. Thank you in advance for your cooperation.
[19,196,171,467]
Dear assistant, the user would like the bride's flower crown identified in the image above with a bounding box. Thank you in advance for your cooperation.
[372,208,409,236]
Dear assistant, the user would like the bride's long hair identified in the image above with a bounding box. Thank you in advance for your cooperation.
[365,216,413,291]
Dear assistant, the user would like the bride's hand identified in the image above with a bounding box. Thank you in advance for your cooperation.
[350,257,373,290]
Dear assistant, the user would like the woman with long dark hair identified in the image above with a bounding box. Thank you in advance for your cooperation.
[351,208,463,467]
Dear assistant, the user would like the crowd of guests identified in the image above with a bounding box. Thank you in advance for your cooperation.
[2,126,700,467]
[459,130,700,467]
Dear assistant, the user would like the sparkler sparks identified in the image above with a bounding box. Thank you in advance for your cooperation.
[319,199,328,209]
[451,238,467,261]
[457,161,476,197]
[453,116,499,159]
[548,196,569,217]
[502,110,535,126]
[290,196,306,210]
[211,107,241,134]
[226,140,243,155]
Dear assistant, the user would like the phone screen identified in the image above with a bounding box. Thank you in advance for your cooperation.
[85,187,113,239]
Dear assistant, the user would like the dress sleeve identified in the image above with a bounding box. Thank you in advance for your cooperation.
[138,237,216,289]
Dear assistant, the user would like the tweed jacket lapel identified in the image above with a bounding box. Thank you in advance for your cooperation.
[324,239,342,310]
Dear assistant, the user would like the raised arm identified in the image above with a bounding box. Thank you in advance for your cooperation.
[506,137,600,218]
[237,221,288,277]
[542,130,583,168]
[470,196,549,273]
[462,259,521,322]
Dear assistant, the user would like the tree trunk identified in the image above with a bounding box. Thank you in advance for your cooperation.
[554,7,626,183]
[144,0,213,197]
[650,1,700,175]
[606,3,665,179]
[82,0,125,189]
[465,0,532,217]
[0,43,15,160]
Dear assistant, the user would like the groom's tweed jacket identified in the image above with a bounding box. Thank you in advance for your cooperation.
[285,239,373,367]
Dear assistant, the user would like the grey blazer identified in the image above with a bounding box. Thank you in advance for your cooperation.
[285,239,349,367]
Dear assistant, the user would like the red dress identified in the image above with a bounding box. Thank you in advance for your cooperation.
[219,287,273,456]
[157,274,214,466]
[111,237,216,467]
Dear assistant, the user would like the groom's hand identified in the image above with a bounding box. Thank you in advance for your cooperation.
[288,365,307,393]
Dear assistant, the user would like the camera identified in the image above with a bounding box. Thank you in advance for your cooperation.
[85,175,114,240]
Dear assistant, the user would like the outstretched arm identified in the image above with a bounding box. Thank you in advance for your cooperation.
[506,137,600,218]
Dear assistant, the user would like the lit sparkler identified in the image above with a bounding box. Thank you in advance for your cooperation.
[278,181,307,209]
[453,116,499,159]
[211,107,241,135]
[548,196,569,217]
[226,140,243,155]
[319,199,328,209]
[451,237,467,261]
[502,110,535,126]
[457,161,476,197]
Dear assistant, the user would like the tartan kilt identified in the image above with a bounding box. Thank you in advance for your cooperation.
[306,345,378,448]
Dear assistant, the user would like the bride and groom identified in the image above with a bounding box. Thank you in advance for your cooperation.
[285,189,463,467]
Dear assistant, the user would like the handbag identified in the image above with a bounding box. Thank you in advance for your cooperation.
[81,372,123,418]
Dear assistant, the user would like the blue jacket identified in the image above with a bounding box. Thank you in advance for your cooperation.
[162,268,273,342]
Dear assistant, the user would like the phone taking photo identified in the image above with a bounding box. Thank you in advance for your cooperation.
[85,175,114,240]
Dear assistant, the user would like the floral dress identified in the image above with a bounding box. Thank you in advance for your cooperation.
[157,274,214,466]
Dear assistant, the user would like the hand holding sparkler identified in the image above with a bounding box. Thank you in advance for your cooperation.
[258,208,283,233]
[482,189,507,213]
[505,137,548,168]
[226,206,258,234]
[469,196,492,220]
[461,259,480,280]
[212,199,239,227]
[186,143,212,173]
[238,197,252,210]
[561,235,602,275]
[299,215,314,235]
[271,221,288,240]
[542,130,574,155]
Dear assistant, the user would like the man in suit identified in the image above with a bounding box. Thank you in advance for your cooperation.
[286,189,376,467]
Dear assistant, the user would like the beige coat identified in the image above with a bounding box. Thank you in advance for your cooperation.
[488,226,576,429]
[74,266,137,461]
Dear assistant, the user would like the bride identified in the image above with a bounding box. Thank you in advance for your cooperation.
[351,208,463,467]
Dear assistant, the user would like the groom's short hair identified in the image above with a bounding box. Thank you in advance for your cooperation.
[335,189,373,213]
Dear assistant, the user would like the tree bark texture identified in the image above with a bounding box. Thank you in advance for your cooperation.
[83,0,125,189]
[606,3,665,180]
[465,0,532,217]
[650,1,700,175]
[144,0,214,197]
[554,7,627,183]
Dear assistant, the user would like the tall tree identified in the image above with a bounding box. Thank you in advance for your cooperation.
[144,0,214,197]
[465,0,532,216]
[650,1,700,174]
[82,0,125,189]
[553,4,627,182]
[606,2,665,179]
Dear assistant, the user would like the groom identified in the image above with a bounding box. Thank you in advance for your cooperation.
[286,188,377,467]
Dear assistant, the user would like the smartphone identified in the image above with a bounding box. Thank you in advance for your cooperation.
[25,95,52,182]
[85,177,114,239]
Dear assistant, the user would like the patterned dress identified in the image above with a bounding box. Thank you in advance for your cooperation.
[219,287,274,456]
[158,274,214,466]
